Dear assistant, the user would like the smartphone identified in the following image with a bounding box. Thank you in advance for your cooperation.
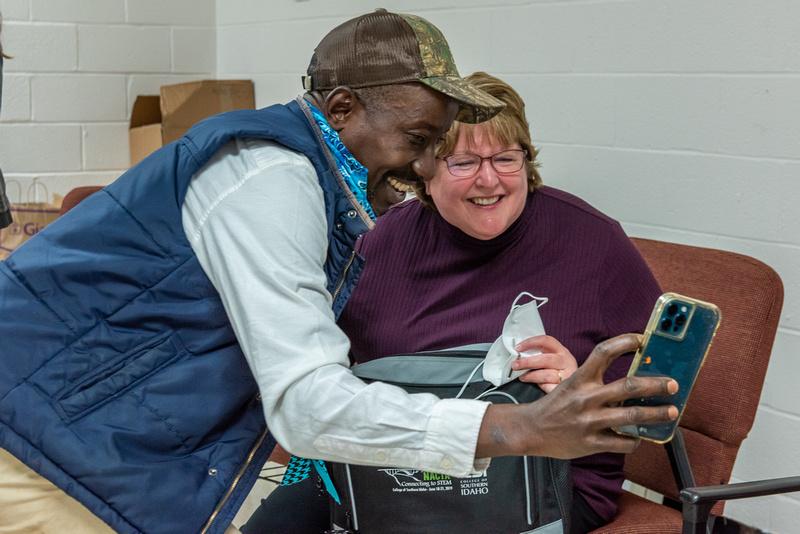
[617,292,721,443]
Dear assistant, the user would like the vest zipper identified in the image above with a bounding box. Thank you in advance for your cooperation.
[332,249,357,303]
[201,427,269,534]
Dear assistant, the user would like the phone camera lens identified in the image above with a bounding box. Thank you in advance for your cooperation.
[675,314,687,327]
[667,303,679,316]
[661,318,673,331]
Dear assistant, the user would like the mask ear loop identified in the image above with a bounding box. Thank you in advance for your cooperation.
[511,291,548,311]
[455,360,486,399]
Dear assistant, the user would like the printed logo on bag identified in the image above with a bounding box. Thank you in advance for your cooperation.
[6,221,47,236]
[378,469,490,496]
[24,222,45,236]
[0,181,62,259]
[458,475,490,496]
[379,469,453,493]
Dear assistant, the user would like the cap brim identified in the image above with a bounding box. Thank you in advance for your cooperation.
[420,76,505,124]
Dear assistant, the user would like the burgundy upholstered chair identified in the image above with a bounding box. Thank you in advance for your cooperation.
[593,238,795,533]
[59,186,103,216]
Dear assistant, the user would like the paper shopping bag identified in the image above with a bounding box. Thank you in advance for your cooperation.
[0,181,62,259]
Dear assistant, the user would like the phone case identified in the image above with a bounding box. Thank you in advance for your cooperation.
[617,292,721,443]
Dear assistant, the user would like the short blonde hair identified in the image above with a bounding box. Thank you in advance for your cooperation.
[414,72,542,209]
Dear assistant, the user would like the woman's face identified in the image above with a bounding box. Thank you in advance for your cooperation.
[425,124,528,240]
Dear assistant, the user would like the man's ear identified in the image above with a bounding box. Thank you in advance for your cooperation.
[323,87,360,131]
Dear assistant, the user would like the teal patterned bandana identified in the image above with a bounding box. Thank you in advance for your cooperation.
[308,103,376,221]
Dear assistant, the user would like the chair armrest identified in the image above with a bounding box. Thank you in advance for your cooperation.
[680,476,800,504]
[680,476,800,534]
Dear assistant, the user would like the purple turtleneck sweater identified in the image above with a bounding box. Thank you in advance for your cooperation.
[338,186,661,522]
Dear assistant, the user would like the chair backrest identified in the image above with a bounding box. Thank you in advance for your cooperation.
[624,238,783,508]
[59,186,103,216]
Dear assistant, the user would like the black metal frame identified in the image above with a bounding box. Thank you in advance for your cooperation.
[661,428,800,533]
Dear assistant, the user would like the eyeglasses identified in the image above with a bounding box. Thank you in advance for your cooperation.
[441,149,528,179]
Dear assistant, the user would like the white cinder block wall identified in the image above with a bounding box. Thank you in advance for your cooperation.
[1,0,798,531]
[0,0,216,200]
[216,1,800,531]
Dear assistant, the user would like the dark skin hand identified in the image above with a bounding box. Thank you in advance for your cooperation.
[476,333,679,459]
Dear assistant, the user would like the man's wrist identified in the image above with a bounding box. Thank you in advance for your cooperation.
[476,403,540,459]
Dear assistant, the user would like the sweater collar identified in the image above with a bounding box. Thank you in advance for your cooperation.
[435,191,537,253]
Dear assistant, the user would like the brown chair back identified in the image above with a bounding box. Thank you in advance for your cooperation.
[624,238,783,508]
[59,186,103,216]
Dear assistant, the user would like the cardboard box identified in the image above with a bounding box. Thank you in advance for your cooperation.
[129,79,255,166]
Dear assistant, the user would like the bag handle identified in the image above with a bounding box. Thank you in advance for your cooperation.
[3,178,50,204]
[26,178,49,203]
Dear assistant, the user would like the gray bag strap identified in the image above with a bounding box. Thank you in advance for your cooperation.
[350,343,492,386]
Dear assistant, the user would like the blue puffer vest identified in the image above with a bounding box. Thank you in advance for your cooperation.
[0,98,370,533]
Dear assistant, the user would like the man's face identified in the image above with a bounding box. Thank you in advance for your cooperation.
[331,84,459,215]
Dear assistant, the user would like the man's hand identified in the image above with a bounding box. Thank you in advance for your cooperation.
[476,333,679,460]
[512,335,578,393]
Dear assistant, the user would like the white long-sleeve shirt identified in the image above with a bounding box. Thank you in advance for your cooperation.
[181,137,490,477]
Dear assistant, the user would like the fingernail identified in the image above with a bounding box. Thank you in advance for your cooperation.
[510,361,519,370]
[667,380,679,395]
[669,406,679,420]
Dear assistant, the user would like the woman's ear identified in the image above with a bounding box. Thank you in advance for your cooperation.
[323,86,359,131]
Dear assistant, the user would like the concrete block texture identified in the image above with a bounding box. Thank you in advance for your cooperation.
[82,123,129,170]
[78,25,170,72]
[730,407,800,485]
[32,75,126,121]
[244,74,302,108]
[501,74,616,147]
[127,0,215,26]
[726,491,800,534]
[761,331,800,415]
[0,74,30,120]
[172,27,215,74]
[567,0,800,73]
[30,0,125,23]
[421,0,800,74]
[612,76,800,160]
[0,124,81,172]
[0,0,29,21]
[215,0,532,26]
[1,22,76,72]
[540,145,800,247]
[217,19,328,75]
[495,74,800,161]
[623,223,800,334]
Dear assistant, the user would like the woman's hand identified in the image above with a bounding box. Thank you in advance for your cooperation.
[511,335,578,393]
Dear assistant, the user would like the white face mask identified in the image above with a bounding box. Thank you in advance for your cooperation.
[482,292,548,387]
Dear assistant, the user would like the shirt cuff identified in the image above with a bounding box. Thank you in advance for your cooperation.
[424,398,491,477]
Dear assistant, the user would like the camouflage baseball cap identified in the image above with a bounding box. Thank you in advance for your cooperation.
[303,9,504,124]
